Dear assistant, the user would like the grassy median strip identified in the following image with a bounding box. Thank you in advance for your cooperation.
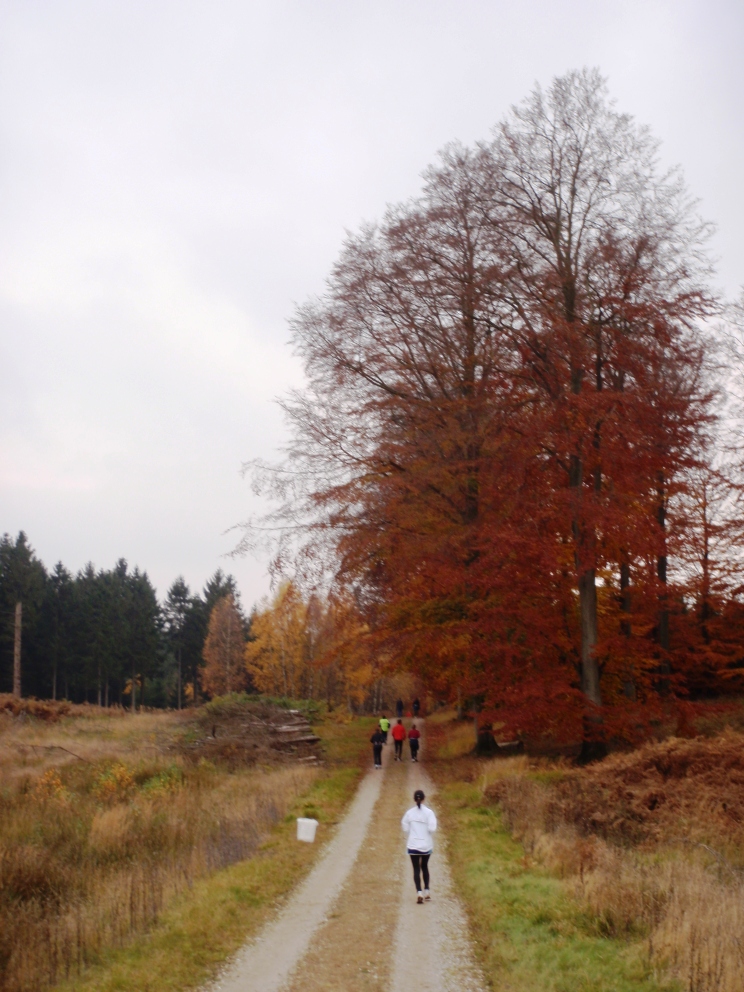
[437,781,677,992]
[56,715,374,992]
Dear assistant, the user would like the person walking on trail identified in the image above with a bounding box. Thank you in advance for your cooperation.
[412,697,421,717]
[395,698,404,718]
[370,727,385,769]
[408,723,421,762]
[402,789,437,904]
[379,715,390,743]
[392,718,406,760]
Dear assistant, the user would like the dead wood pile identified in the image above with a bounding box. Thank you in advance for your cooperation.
[183,701,322,767]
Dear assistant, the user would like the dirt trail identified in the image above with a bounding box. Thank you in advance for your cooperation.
[210,749,387,992]
[209,720,486,992]
[391,761,486,992]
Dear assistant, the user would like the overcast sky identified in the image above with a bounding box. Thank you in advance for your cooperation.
[1,0,743,607]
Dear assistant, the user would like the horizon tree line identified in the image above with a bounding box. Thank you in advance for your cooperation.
[0,530,250,708]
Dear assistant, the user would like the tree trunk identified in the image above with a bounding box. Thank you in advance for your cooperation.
[131,658,136,714]
[579,569,600,705]
[570,428,604,761]
[656,474,670,693]
[13,602,21,698]
[620,559,635,699]
[226,614,232,694]
[700,517,711,644]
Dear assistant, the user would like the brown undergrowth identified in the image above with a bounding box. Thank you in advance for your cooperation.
[0,695,145,724]
[0,698,322,992]
[482,736,744,992]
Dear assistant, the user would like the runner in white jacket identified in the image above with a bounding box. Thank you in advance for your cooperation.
[401,789,437,903]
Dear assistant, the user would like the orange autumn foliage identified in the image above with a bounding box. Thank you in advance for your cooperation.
[202,594,247,697]
[245,70,743,749]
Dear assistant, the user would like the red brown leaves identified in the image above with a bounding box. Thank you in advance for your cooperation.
[246,70,733,748]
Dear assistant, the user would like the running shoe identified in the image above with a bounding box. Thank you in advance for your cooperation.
[424,890,431,901]
[417,894,424,904]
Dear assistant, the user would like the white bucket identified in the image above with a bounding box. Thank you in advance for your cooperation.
[296,817,319,843]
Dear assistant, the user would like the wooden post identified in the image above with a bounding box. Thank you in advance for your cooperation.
[13,602,22,698]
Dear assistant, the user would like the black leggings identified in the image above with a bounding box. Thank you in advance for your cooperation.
[394,739,403,759]
[409,853,430,892]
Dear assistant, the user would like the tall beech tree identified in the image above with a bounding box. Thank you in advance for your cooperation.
[250,141,526,703]
[483,68,716,750]
[247,69,721,750]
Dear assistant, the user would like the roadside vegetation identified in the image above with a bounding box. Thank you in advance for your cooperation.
[428,709,744,992]
[0,695,373,992]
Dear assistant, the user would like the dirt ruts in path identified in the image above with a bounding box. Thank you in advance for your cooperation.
[210,749,386,992]
[208,720,486,992]
[391,759,487,992]
[282,720,486,992]
[281,745,408,992]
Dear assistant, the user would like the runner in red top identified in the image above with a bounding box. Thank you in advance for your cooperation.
[408,723,421,762]
[391,719,407,761]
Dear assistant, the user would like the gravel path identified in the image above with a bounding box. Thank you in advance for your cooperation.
[209,750,387,992]
[391,761,487,992]
[208,721,486,992]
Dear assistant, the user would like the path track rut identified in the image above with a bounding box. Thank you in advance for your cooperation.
[209,721,486,992]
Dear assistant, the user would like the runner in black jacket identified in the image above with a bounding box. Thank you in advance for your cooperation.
[370,728,385,769]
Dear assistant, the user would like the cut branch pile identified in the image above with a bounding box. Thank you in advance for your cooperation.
[183,702,322,766]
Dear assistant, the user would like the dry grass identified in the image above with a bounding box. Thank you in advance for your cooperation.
[0,701,318,992]
[483,745,744,992]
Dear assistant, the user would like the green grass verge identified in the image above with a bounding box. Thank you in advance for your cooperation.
[58,715,375,992]
[438,781,680,992]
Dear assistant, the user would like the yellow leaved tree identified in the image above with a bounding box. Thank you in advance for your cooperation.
[245,582,379,709]
[245,581,308,697]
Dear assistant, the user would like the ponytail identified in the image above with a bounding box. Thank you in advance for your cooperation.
[414,789,425,809]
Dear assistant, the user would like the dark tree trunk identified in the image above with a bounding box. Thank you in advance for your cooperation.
[570,446,604,762]
[656,475,670,694]
[620,559,636,699]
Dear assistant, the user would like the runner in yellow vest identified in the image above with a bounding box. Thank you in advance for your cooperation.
[379,715,390,744]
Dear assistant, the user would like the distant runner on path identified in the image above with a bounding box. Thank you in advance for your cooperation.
[396,698,404,718]
[379,715,391,743]
[392,718,406,761]
[412,697,420,717]
[370,727,385,769]
[401,788,437,904]
[408,723,420,762]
